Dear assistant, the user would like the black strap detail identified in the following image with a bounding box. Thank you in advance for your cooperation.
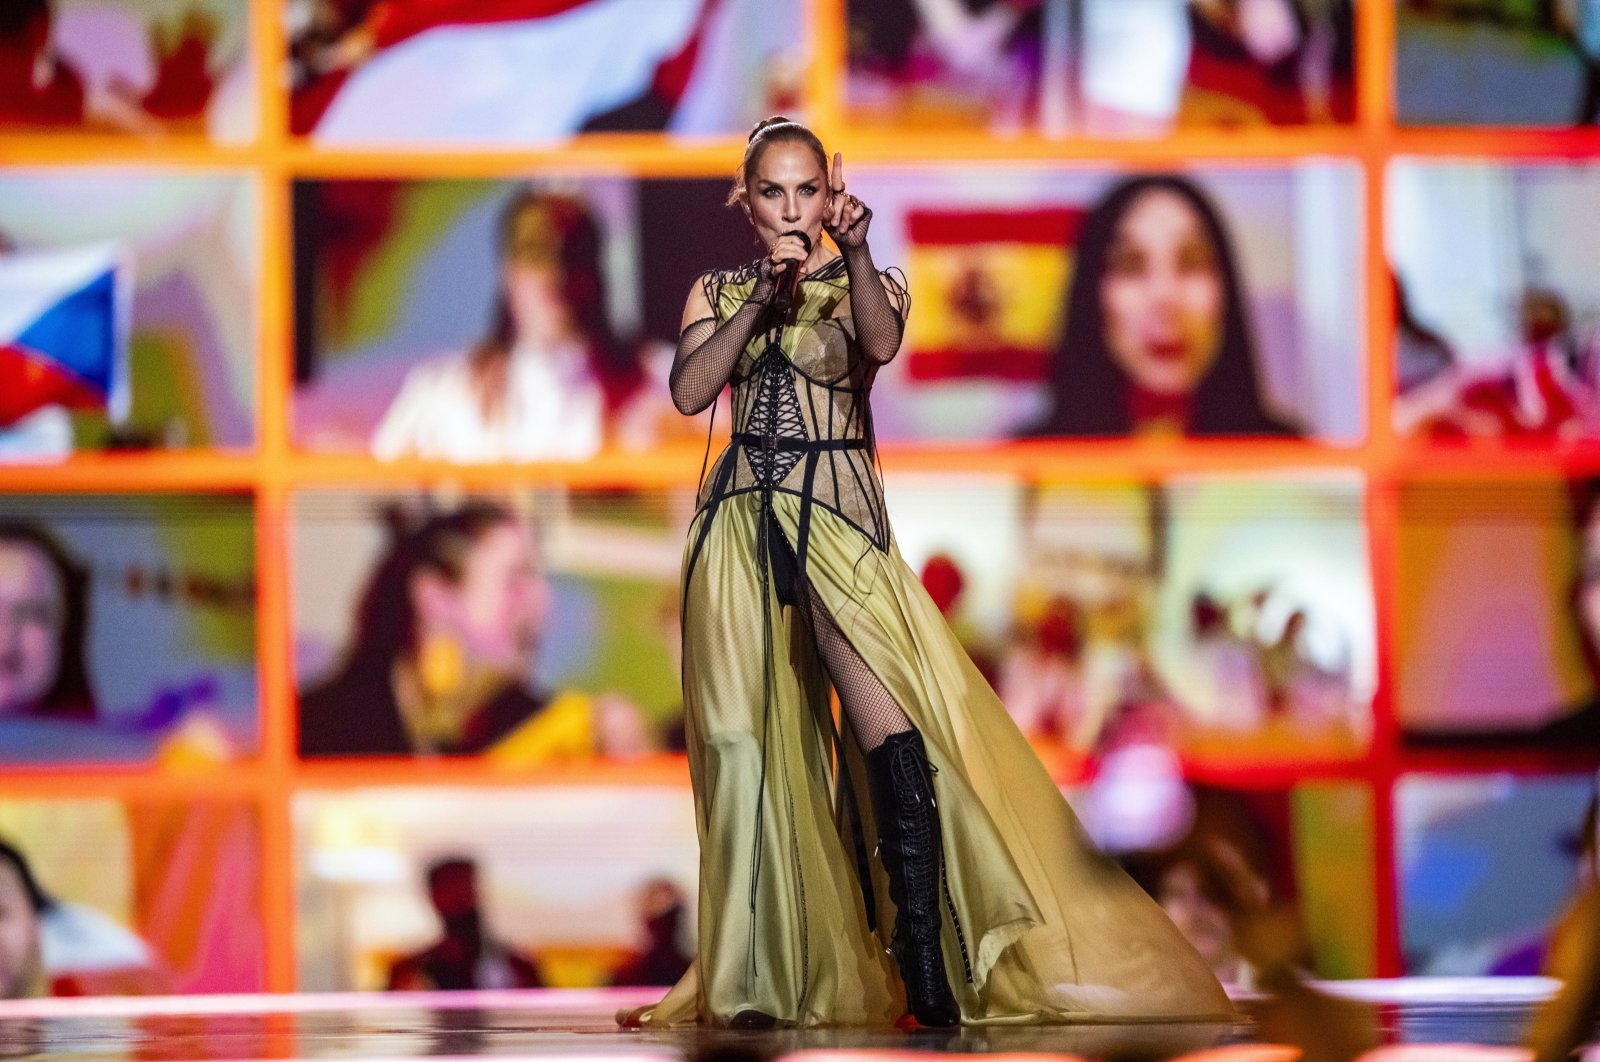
[733,433,867,453]
[790,447,882,933]
[680,451,737,616]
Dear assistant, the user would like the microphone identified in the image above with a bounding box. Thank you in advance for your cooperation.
[771,229,812,317]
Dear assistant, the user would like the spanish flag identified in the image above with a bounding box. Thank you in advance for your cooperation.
[904,207,1079,382]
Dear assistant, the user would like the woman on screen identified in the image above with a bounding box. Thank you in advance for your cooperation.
[371,191,667,463]
[1026,174,1301,439]
[631,117,1228,1028]
[299,500,646,759]
[0,523,95,721]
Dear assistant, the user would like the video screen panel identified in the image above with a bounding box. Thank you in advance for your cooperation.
[292,487,687,761]
[0,0,257,142]
[286,0,806,145]
[1397,478,1600,747]
[1396,1,1600,127]
[293,785,697,990]
[0,797,263,996]
[1397,772,1596,976]
[0,170,258,459]
[845,0,1356,136]
[1390,161,1600,443]
[0,493,257,766]
[1073,780,1375,984]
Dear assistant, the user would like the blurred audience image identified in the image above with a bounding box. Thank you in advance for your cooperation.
[998,594,1087,742]
[0,0,84,130]
[1390,163,1600,444]
[0,834,172,998]
[1404,478,1600,747]
[0,0,246,139]
[0,503,260,766]
[0,838,46,1000]
[608,877,691,988]
[287,0,800,142]
[1398,286,1597,441]
[846,0,1354,135]
[386,857,543,991]
[1399,0,1600,126]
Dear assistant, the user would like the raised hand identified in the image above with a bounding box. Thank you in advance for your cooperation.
[823,152,871,249]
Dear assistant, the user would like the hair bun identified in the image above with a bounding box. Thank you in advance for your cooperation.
[748,115,794,143]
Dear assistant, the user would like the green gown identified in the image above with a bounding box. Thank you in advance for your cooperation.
[637,258,1231,1027]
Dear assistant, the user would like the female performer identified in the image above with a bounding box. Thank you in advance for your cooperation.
[637,118,1230,1028]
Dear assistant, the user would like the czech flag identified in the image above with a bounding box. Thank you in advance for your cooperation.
[0,244,128,428]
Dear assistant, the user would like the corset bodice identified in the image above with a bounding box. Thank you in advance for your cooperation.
[695,258,890,551]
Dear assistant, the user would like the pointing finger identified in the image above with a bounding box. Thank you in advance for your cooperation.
[832,152,845,193]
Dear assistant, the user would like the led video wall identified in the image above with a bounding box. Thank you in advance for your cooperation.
[0,0,1596,995]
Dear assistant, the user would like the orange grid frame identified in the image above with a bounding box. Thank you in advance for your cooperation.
[2,0,1600,993]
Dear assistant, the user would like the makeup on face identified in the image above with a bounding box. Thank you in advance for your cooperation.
[744,140,830,265]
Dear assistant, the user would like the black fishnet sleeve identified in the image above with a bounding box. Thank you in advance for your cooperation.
[841,244,909,365]
[669,271,776,415]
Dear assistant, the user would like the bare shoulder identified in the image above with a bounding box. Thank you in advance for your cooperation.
[681,263,764,329]
[680,273,716,331]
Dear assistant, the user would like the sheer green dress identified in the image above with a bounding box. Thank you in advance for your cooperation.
[637,257,1230,1027]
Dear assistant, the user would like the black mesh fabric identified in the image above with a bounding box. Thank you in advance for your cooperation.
[673,246,927,1002]
[685,256,909,551]
[669,267,775,415]
[840,241,908,366]
[806,583,912,750]
[678,251,913,752]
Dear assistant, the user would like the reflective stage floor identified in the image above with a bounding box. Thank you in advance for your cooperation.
[0,982,1592,1062]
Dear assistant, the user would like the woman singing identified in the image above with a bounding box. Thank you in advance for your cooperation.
[635,118,1230,1028]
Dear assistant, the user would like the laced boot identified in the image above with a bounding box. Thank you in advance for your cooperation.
[866,729,960,1027]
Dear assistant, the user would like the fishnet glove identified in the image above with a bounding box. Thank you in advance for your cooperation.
[669,270,776,415]
[841,244,909,366]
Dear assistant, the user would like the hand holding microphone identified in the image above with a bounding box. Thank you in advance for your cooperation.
[767,229,811,317]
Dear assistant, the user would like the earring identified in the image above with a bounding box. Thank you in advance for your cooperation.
[418,634,464,698]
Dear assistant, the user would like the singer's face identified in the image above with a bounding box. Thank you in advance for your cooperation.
[744,140,828,251]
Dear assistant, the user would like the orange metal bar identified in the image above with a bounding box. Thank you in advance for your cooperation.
[254,0,299,995]
[1357,0,1402,983]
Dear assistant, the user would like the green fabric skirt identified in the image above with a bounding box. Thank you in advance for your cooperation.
[636,490,1231,1027]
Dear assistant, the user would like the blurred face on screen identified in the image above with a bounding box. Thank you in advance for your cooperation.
[1100,189,1225,397]
[0,860,41,999]
[503,202,577,348]
[417,521,549,674]
[744,140,829,256]
[0,541,64,718]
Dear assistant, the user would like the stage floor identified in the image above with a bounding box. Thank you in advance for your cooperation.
[0,982,1588,1062]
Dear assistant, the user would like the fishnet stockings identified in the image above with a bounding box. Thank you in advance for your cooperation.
[805,583,911,750]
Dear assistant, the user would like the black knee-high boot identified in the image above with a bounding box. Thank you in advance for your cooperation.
[866,729,960,1027]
